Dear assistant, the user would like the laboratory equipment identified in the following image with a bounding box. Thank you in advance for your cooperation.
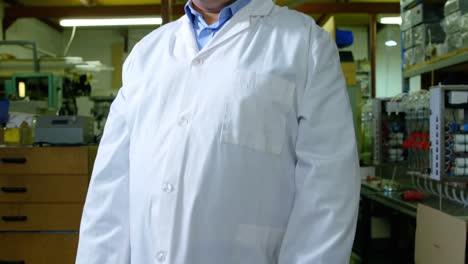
[371,97,407,165]
[3,72,94,116]
[430,85,468,181]
[402,91,430,173]
[34,116,94,145]
[4,73,62,110]
[361,100,374,165]
[91,96,114,138]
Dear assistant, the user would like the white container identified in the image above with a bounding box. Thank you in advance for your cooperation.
[454,144,468,153]
[455,158,468,167]
[454,134,468,144]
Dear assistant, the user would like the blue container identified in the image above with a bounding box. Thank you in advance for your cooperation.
[0,99,9,126]
[336,29,354,48]
[449,123,460,132]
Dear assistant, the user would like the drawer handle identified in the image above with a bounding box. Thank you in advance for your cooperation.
[1,158,27,164]
[0,261,25,264]
[1,216,27,222]
[1,187,27,193]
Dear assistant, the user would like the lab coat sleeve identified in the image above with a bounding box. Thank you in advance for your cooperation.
[278,27,360,264]
[75,52,135,264]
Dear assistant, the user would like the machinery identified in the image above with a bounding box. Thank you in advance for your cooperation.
[430,85,468,181]
[91,96,114,139]
[402,91,431,173]
[361,100,374,165]
[364,93,430,169]
[34,115,94,145]
[369,97,407,165]
[3,72,93,115]
[362,87,468,206]
[4,73,62,111]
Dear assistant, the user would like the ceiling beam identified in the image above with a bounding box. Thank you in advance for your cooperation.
[316,14,332,27]
[39,18,64,32]
[4,5,186,19]
[5,2,400,21]
[291,2,400,14]
[2,0,20,5]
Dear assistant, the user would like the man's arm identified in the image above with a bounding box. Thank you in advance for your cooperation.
[75,50,137,264]
[278,26,360,263]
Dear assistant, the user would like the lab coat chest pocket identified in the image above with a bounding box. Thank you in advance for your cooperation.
[221,72,295,155]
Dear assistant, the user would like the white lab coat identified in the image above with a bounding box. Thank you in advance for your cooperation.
[75,0,360,262]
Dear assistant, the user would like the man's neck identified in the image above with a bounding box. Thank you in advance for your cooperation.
[191,0,234,25]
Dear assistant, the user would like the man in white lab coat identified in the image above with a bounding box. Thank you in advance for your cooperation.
[76,0,360,262]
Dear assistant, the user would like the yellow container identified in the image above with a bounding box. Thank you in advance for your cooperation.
[4,128,21,144]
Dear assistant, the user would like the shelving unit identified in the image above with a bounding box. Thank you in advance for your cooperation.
[0,59,113,78]
[404,48,468,78]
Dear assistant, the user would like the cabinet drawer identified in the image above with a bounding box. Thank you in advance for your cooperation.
[0,147,89,175]
[0,175,88,203]
[0,204,83,231]
[0,233,78,264]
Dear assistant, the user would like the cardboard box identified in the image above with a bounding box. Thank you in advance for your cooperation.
[401,0,446,10]
[445,0,468,16]
[403,23,446,49]
[341,62,357,86]
[415,204,467,264]
[404,45,426,67]
[401,3,443,31]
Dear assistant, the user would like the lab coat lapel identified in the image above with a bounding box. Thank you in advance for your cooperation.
[174,0,274,59]
[201,0,274,54]
[174,16,200,58]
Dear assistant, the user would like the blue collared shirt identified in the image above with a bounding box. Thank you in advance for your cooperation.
[184,0,251,50]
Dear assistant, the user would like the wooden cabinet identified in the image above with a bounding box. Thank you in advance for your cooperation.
[0,233,79,264]
[0,146,96,264]
[0,147,90,175]
[0,203,84,231]
[0,175,88,203]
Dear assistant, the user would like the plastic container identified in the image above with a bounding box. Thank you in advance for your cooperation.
[444,0,468,16]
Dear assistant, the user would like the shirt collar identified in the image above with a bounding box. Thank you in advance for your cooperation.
[184,0,251,26]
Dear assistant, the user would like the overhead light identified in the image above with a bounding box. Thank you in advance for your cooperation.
[60,17,163,27]
[18,82,26,98]
[379,16,402,25]
[385,40,398,47]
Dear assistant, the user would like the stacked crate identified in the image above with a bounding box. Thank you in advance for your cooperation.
[402,2,445,67]
[443,0,468,52]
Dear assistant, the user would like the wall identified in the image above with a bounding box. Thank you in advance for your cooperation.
[339,26,369,61]
[0,3,63,59]
[64,29,122,96]
[63,27,153,96]
[339,25,403,98]
[376,25,403,98]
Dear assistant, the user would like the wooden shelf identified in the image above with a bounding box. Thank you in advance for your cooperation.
[404,48,468,78]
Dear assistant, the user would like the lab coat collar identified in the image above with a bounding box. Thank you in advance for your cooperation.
[175,0,274,58]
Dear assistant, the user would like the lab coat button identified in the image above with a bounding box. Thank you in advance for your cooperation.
[156,251,167,262]
[162,183,174,193]
[193,58,203,65]
[178,116,189,127]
